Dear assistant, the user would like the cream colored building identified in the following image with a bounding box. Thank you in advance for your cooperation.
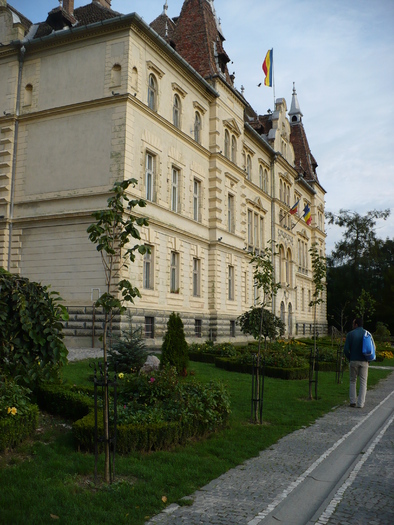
[0,0,327,346]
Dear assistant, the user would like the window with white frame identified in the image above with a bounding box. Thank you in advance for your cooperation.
[192,257,201,297]
[143,247,154,289]
[228,265,235,300]
[246,154,252,180]
[170,251,179,293]
[224,129,230,159]
[228,194,235,233]
[194,111,202,143]
[231,136,237,163]
[148,73,157,111]
[173,94,181,128]
[247,208,264,253]
[193,178,201,222]
[145,153,155,202]
[263,168,269,193]
[171,167,179,212]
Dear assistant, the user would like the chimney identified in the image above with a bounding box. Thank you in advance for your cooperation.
[63,0,75,15]
[96,0,112,8]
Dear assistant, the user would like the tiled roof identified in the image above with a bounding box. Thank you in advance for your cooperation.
[290,122,319,183]
[28,2,121,40]
[172,0,232,84]
[150,13,176,44]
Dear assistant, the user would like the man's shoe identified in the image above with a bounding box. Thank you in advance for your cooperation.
[349,403,356,407]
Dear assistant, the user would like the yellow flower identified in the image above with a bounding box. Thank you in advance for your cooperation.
[118,373,124,379]
[8,407,17,416]
[162,496,167,503]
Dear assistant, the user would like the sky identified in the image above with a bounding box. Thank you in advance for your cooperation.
[9,0,394,254]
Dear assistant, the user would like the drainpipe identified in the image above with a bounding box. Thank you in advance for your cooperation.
[7,44,25,271]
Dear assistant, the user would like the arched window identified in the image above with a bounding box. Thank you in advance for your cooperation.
[280,301,285,324]
[280,180,283,201]
[111,64,121,86]
[246,155,252,180]
[131,67,138,90]
[224,129,230,158]
[264,169,269,193]
[173,94,181,128]
[286,248,292,286]
[24,84,33,106]
[259,166,263,189]
[194,112,201,143]
[279,245,286,283]
[148,74,157,111]
[231,136,237,163]
[288,303,293,336]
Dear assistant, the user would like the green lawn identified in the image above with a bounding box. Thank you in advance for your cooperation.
[0,360,392,525]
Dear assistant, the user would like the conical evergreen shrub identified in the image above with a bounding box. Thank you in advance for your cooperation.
[161,312,189,375]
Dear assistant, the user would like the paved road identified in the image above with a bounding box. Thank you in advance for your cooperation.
[146,370,394,525]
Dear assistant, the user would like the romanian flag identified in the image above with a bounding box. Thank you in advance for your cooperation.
[290,199,299,215]
[262,49,273,87]
[303,204,312,225]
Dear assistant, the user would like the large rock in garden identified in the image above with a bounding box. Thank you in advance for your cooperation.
[140,355,160,375]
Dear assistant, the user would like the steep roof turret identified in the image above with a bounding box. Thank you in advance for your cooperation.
[289,84,319,184]
[172,0,232,84]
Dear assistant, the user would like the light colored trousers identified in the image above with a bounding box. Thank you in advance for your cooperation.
[349,361,369,407]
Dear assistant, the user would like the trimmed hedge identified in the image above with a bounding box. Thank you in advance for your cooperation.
[35,383,93,421]
[72,411,216,454]
[214,357,309,380]
[0,404,39,452]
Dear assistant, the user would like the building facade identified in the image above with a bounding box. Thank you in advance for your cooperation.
[0,0,327,346]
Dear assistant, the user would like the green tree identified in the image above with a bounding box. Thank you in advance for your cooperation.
[308,243,326,400]
[0,268,68,388]
[238,307,285,341]
[354,289,376,324]
[326,209,392,332]
[161,312,189,375]
[238,241,281,423]
[87,178,148,483]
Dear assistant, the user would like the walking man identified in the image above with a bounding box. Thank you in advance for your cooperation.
[344,318,369,408]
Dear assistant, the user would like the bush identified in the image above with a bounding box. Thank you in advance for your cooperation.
[374,322,391,342]
[0,268,68,388]
[34,383,93,421]
[73,366,231,453]
[108,324,147,373]
[161,312,189,374]
[0,376,38,450]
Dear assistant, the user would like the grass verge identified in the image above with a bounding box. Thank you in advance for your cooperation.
[0,360,392,525]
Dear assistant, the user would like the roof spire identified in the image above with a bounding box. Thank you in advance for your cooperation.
[288,82,303,124]
[162,1,168,16]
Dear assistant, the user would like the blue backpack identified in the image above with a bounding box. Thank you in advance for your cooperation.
[362,330,376,362]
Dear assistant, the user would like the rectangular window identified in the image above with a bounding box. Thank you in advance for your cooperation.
[230,320,236,338]
[170,251,179,293]
[143,247,153,289]
[192,257,200,297]
[228,194,235,233]
[195,319,202,337]
[248,210,253,247]
[145,153,155,201]
[193,179,201,221]
[145,317,154,338]
[260,217,264,250]
[254,213,259,250]
[228,265,235,300]
[171,167,179,212]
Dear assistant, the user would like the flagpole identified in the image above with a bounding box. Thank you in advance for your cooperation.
[272,48,275,109]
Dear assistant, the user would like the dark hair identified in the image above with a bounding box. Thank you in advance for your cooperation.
[354,317,363,328]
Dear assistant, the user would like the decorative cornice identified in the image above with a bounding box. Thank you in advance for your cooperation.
[146,60,165,79]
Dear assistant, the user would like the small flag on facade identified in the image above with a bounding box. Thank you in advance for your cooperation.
[262,49,273,87]
[289,199,299,215]
[303,204,312,225]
